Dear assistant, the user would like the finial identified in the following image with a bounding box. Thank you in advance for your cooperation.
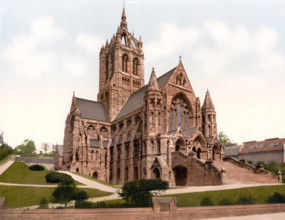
[179,56,181,61]
[73,91,75,96]
[152,67,154,72]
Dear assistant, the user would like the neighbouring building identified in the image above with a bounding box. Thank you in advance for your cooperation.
[238,138,285,164]
[56,7,280,186]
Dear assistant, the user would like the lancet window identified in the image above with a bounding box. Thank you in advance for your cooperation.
[122,54,128,72]
[169,95,190,131]
[133,58,139,75]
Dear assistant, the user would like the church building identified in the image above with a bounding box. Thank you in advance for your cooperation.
[57,8,279,186]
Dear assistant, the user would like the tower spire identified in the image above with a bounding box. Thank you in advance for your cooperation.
[202,90,215,110]
[147,68,159,91]
[120,6,128,29]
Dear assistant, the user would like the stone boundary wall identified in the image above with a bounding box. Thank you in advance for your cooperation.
[1,204,285,220]
[15,156,55,170]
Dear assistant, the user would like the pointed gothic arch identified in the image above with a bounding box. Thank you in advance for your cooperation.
[170,93,193,131]
[122,54,128,72]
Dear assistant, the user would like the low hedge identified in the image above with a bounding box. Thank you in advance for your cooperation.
[29,164,45,171]
[45,172,74,185]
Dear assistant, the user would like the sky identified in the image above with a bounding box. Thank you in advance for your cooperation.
[0,0,285,150]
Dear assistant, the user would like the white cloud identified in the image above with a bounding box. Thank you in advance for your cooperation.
[62,58,88,77]
[2,16,67,79]
[145,22,200,60]
[76,33,104,54]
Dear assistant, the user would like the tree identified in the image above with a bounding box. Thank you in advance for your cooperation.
[41,142,50,154]
[15,139,36,155]
[0,144,13,161]
[218,132,232,145]
[52,183,76,207]
[119,179,169,207]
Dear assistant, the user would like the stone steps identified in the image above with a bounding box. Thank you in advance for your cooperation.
[213,160,277,184]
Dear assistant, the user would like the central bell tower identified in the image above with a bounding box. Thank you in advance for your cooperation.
[97,7,145,121]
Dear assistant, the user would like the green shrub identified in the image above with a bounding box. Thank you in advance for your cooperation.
[38,198,49,209]
[247,160,253,165]
[200,197,214,206]
[73,190,88,201]
[29,164,45,171]
[236,196,254,205]
[267,192,285,204]
[45,172,74,185]
[119,179,169,207]
[218,197,233,205]
[75,200,94,208]
[0,144,13,161]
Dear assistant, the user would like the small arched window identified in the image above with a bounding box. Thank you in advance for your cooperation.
[105,59,109,80]
[121,33,127,46]
[122,54,128,72]
[133,58,139,76]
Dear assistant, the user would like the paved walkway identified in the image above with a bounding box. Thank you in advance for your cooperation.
[0,160,14,175]
[59,171,118,193]
[161,182,281,195]
[203,212,285,220]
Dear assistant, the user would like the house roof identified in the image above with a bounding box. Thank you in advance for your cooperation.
[224,144,242,156]
[76,97,109,122]
[239,138,285,154]
[115,67,176,120]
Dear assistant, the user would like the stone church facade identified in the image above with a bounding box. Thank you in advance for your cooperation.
[58,8,276,186]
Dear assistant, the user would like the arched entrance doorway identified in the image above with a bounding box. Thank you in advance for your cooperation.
[93,171,98,179]
[153,167,160,179]
[173,166,187,186]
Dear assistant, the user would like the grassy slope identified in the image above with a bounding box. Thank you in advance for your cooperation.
[162,185,285,206]
[0,185,112,208]
[72,172,121,189]
[0,161,83,185]
[0,154,14,165]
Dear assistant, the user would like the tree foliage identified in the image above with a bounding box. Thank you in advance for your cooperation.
[52,183,76,207]
[41,142,50,154]
[0,144,13,161]
[218,132,232,145]
[15,139,36,155]
[119,179,169,207]
[45,172,74,185]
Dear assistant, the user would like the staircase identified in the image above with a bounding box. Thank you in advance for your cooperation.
[213,160,278,184]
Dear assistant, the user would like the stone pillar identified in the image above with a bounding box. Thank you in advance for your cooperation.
[220,167,226,185]
[278,170,282,183]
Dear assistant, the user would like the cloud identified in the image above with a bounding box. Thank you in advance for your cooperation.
[62,58,88,78]
[145,22,200,60]
[76,33,104,54]
[2,16,67,79]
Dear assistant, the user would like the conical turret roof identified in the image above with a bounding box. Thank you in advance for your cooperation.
[202,90,215,110]
[147,68,159,91]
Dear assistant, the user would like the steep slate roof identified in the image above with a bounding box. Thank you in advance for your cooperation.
[76,97,109,122]
[115,67,176,120]
[224,144,242,157]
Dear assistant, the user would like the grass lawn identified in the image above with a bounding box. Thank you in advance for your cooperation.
[72,172,121,189]
[161,185,285,206]
[0,161,83,185]
[0,185,112,208]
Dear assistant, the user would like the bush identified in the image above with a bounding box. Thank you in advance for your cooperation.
[29,164,45,171]
[75,200,94,208]
[0,144,13,161]
[119,179,169,207]
[236,196,254,205]
[45,172,74,185]
[218,197,233,205]
[38,198,49,209]
[267,192,285,204]
[200,197,214,206]
[73,190,88,201]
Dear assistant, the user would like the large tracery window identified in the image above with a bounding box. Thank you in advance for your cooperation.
[169,95,191,131]
[133,58,139,76]
[122,54,128,72]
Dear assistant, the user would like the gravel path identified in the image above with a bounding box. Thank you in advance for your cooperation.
[58,171,118,193]
[0,160,14,175]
